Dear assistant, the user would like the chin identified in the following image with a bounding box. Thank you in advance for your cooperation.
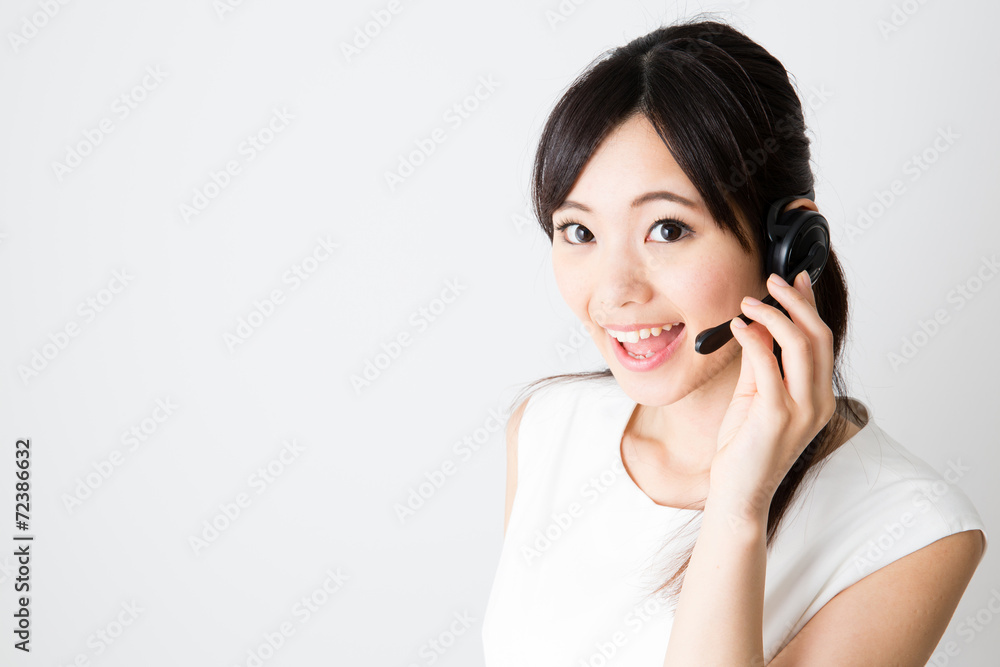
[603,333,739,407]
[614,372,690,408]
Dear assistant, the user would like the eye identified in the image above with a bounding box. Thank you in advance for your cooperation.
[649,218,693,243]
[554,220,594,245]
[553,218,693,245]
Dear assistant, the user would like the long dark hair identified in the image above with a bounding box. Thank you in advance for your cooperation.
[509,14,863,609]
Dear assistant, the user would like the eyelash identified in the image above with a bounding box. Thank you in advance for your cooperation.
[553,218,694,245]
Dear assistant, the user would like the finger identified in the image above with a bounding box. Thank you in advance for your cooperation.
[729,318,757,398]
[793,270,835,388]
[730,312,785,404]
[795,269,817,309]
[776,271,834,396]
[742,286,814,406]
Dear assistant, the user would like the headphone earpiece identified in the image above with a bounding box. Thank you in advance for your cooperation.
[694,188,830,354]
[763,189,830,285]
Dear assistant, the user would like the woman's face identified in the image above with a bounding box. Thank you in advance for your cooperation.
[551,113,767,407]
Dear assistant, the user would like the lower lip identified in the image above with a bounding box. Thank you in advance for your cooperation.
[609,325,686,372]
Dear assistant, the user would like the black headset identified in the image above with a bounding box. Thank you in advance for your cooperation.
[694,189,830,354]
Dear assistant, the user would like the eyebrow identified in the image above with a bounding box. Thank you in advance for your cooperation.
[555,190,699,214]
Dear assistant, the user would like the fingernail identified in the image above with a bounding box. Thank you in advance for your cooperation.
[743,296,762,306]
[797,269,810,287]
[768,273,788,286]
[731,317,748,329]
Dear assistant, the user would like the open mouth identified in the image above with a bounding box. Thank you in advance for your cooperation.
[609,323,685,359]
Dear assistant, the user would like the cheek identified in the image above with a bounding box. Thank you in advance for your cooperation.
[694,270,742,318]
[552,253,608,344]
[649,250,759,325]
[650,256,739,319]
[551,253,589,314]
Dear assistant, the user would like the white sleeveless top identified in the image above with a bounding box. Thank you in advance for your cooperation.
[482,375,988,665]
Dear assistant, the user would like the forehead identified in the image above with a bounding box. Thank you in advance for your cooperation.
[557,114,703,214]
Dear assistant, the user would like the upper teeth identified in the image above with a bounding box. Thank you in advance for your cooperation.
[604,323,681,343]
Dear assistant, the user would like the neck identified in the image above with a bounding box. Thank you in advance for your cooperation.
[626,347,745,479]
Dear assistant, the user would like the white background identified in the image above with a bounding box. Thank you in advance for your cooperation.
[1,0,997,665]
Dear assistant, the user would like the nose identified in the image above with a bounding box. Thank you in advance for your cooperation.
[593,244,655,315]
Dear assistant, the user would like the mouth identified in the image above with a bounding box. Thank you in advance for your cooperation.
[604,323,685,360]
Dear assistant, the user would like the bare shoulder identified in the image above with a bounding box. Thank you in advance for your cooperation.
[506,393,532,447]
[503,394,532,538]
[768,529,986,666]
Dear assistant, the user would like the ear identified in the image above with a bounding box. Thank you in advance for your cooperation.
[783,197,819,214]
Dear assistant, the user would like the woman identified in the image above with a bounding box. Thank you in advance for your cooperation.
[482,17,988,666]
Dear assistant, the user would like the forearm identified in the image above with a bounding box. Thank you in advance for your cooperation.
[661,491,768,667]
